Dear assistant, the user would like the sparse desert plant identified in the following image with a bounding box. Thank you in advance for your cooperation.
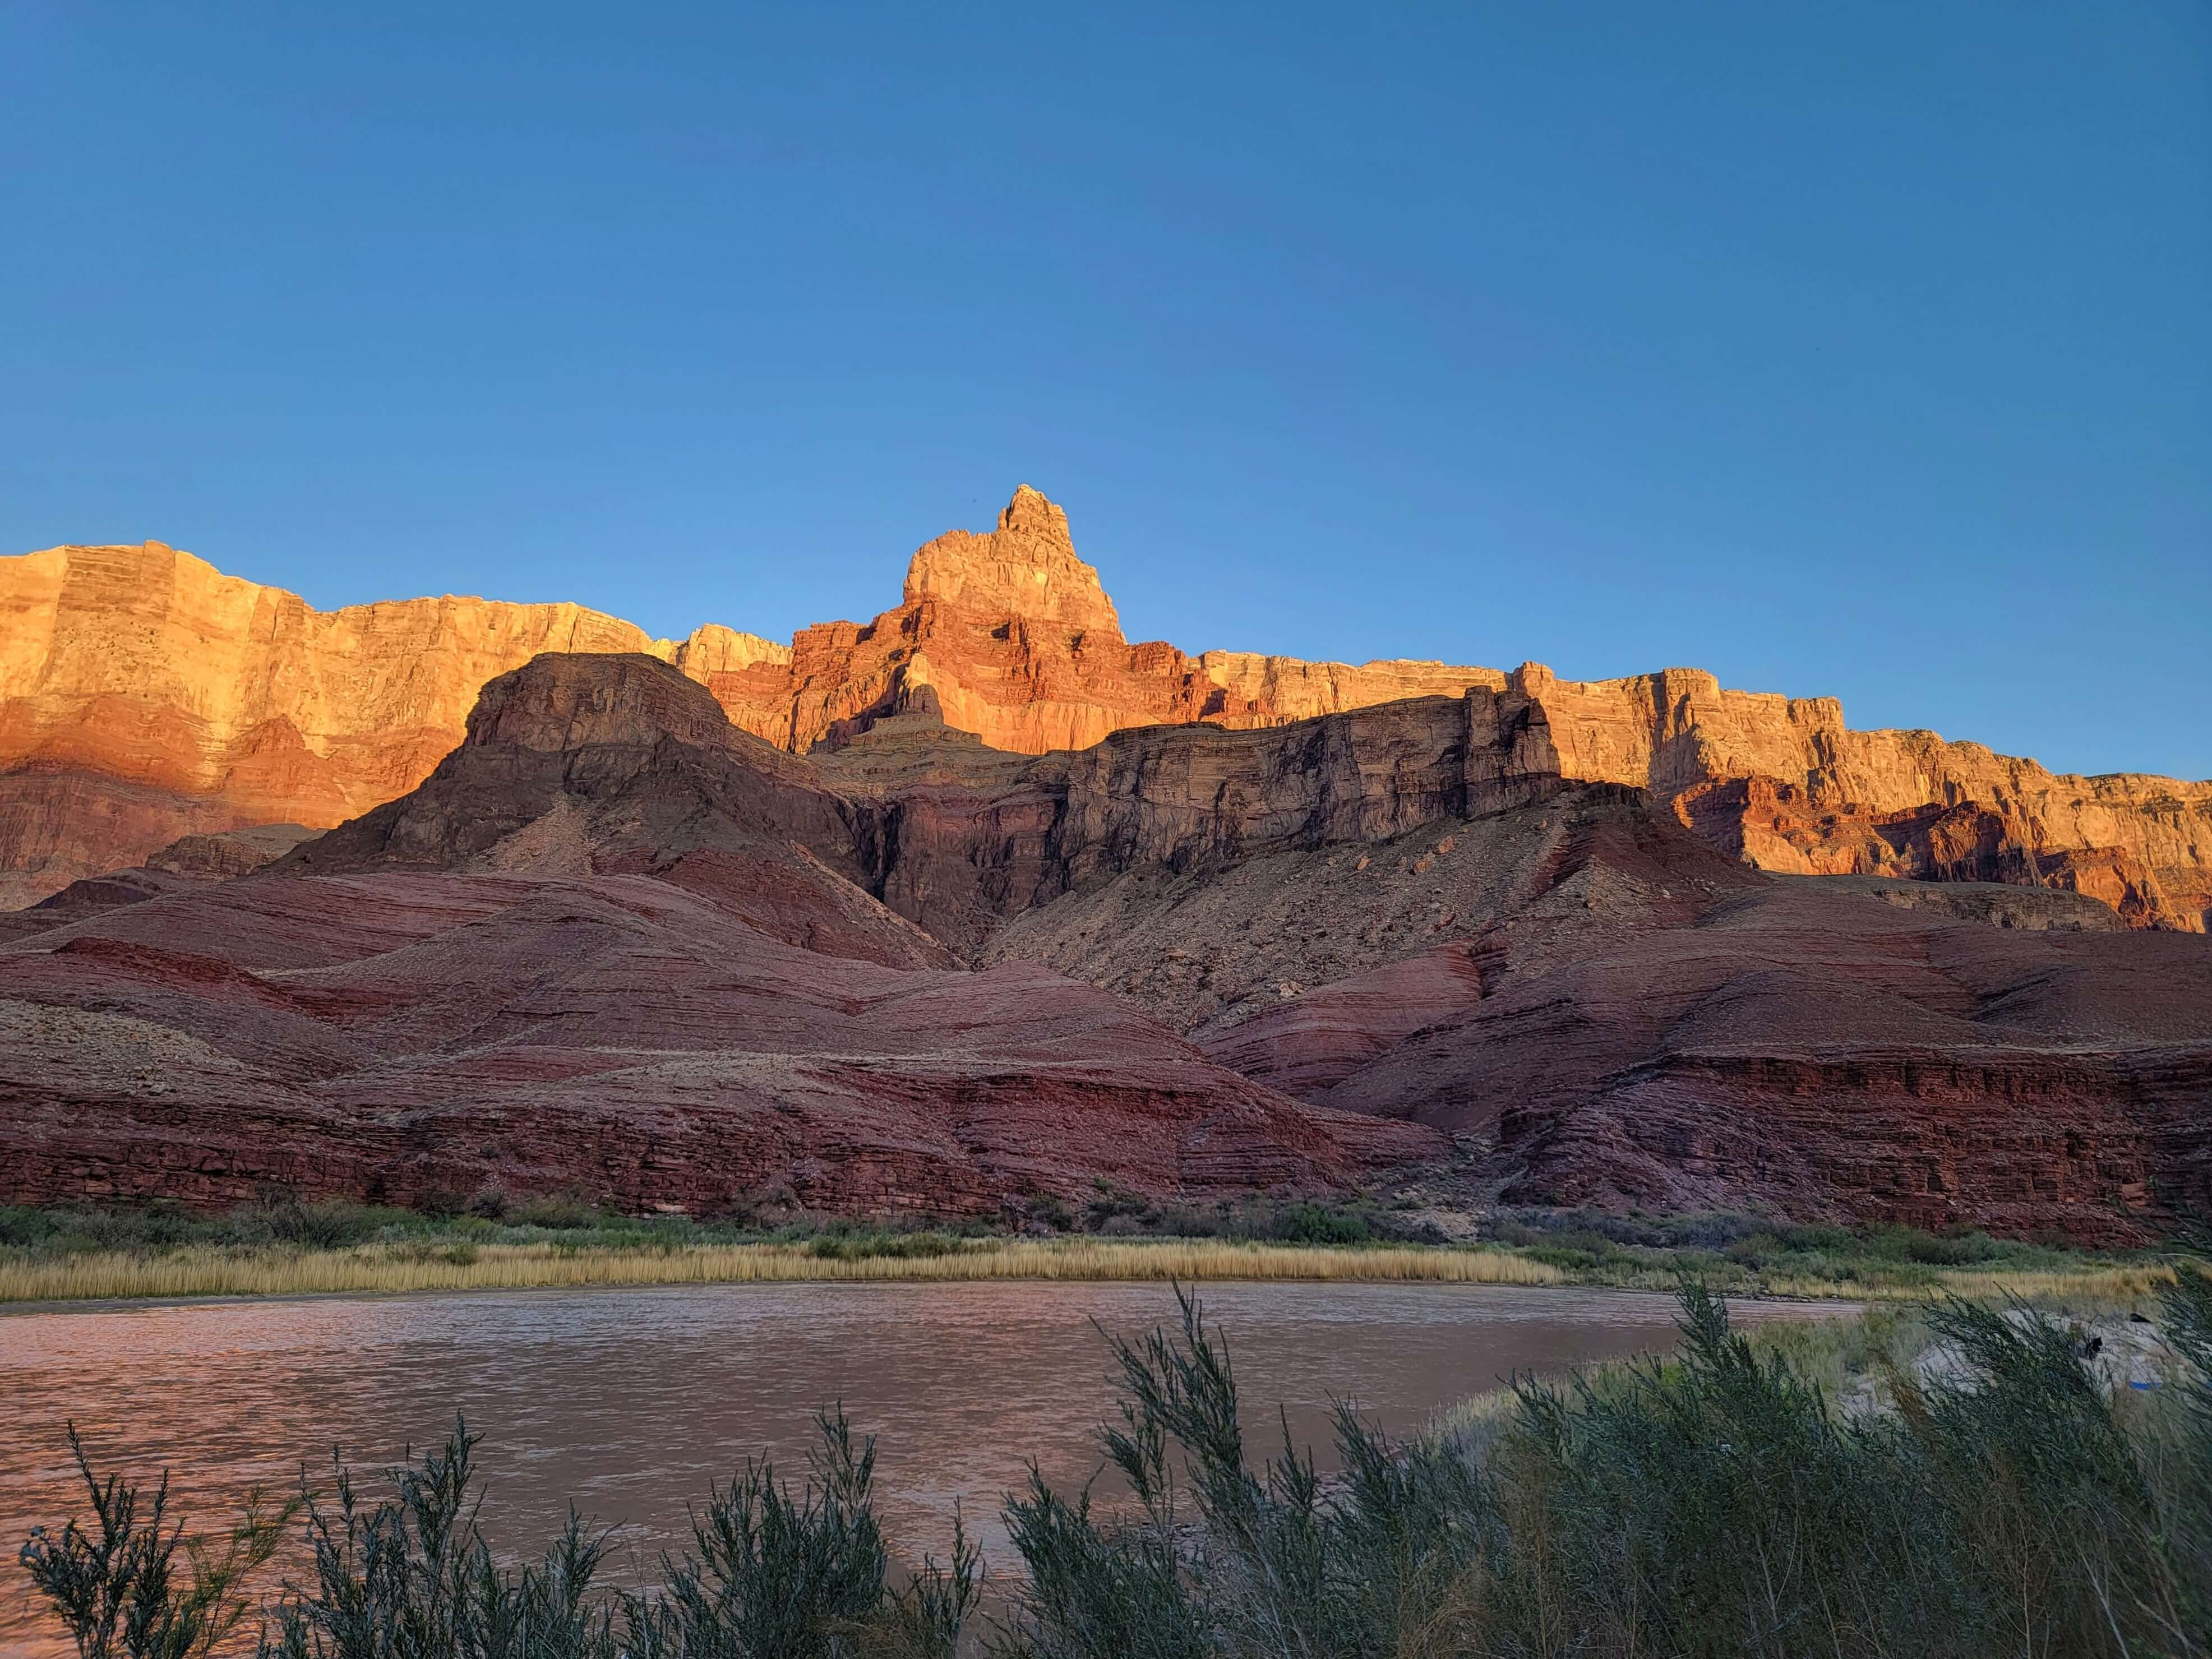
[260,1420,621,1659]
[19,1424,297,1659]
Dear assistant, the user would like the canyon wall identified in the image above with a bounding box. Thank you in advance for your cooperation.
[7,650,2198,1240]
[4,488,2205,926]
[0,539,785,904]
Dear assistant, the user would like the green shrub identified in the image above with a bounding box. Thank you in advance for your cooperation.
[503,1194,609,1232]
[1028,1195,1074,1231]
[20,1282,2211,1657]
[0,1205,59,1248]
[1001,1281,2212,1658]
[26,1417,979,1659]
[1260,1202,1372,1246]
[20,1425,296,1659]
[808,1231,961,1263]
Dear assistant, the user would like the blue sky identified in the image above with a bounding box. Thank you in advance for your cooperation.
[3,2,2206,778]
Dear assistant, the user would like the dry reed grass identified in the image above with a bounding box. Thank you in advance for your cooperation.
[0,1237,2182,1309]
[0,1236,1573,1304]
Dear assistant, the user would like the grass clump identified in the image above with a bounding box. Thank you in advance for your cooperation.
[997,1275,2212,1658]
[27,1416,981,1659]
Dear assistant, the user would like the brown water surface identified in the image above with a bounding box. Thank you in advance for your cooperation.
[0,1281,1839,1651]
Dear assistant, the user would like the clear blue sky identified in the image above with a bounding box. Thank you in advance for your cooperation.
[4,3,2206,778]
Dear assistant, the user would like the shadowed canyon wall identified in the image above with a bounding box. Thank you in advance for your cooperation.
[4,488,2206,925]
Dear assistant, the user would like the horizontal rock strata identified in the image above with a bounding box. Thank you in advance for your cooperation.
[12,487,2199,924]
[4,650,2204,1240]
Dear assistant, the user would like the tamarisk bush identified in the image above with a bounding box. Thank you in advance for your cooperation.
[20,1426,296,1659]
[995,1281,2212,1658]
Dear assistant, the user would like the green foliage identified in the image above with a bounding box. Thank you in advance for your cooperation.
[1265,1201,1373,1246]
[261,1421,620,1659]
[26,1417,980,1659]
[1000,1282,2212,1658]
[808,1231,962,1263]
[505,1194,616,1232]
[1004,1286,1489,1659]
[632,1408,899,1657]
[1479,1207,2142,1290]
[19,1425,296,1659]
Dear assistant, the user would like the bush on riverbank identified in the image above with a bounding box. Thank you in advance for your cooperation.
[21,1273,2212,1657]
[1479,1207,2107,1289]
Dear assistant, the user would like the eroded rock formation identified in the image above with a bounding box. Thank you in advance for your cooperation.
[5,649,2203,1240]
[0,656,1435,1215]
[0,539,784,904]
[6,489,2206,928]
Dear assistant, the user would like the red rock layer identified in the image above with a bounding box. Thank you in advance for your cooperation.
[3,649,2205,1239]
[969,729,2212,1242]
[0,656,1440,1214]
[0,875,1429,1214]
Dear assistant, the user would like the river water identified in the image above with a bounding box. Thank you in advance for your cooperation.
[0,1281,1839,1651]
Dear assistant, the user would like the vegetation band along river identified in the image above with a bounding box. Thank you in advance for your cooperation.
[0,1196,2188,1305]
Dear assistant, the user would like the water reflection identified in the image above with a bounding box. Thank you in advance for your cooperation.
[1,1281,1839,1651]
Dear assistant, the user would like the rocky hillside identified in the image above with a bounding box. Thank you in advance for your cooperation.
[7,487,2205,926]
[3,651,2205,1240]
[0,655,1433,1216]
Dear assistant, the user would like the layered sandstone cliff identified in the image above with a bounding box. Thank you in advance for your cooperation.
[1504,662,2212,929]
[0,539,785,904]
[693,485,1498,755]
[3,489,2205,927]
[4,650,2201,1240]
[0,654,1439,1216]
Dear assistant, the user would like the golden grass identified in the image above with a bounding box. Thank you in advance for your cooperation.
[0,1237,1573,1305]
[2,1237,2187,1309]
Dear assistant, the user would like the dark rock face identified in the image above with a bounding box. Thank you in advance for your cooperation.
[855,685,1567,954]
[1310,880,2212,1244]
[3,649,2207,1239]
[281,654,944,971]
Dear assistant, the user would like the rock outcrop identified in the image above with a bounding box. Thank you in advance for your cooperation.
[694,486,1498,757]
[0,655,1437,1215]
[980,764,2212,1244]
[2,649,2206,1239]
[0,539,785,904]
[6,489,2206,928]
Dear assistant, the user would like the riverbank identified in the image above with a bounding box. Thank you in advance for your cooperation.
[0,1235,1578,1302]
[0,1199,2190,1305]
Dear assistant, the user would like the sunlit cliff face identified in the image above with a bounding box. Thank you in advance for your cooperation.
[2,486,2208,926]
